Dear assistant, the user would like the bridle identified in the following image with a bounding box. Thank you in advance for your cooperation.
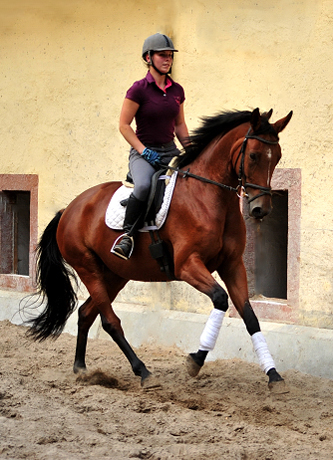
[166,127,279,204]
[234,127,279,203]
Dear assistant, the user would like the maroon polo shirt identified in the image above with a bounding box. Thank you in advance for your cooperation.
[125,71,185,146]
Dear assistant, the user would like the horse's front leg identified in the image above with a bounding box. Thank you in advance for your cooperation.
[185,285,228,378]
[174,254,230,377]
[219,261,287,392]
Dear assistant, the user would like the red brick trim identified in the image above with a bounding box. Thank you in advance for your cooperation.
[230,168,301,324]
[0,174,38,292]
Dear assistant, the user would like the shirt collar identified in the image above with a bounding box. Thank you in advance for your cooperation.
[146,71,173,88]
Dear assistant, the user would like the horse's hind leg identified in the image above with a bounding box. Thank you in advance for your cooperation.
[99,310,153,386]
[75,264,152,386]
[99,313,151,383]
[74,296,98,373]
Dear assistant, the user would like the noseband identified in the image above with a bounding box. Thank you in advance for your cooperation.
[235,128,279,204]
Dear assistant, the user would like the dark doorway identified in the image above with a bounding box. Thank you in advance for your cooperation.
[254,191,288,299]
[0,191,31,276]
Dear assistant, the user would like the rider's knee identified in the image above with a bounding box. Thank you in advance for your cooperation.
[133,182,150,201]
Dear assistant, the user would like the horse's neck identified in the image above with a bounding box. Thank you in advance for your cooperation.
[191,134,239,187]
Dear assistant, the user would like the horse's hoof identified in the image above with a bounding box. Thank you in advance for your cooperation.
[185,354,202,377]
[268,379,289,394]
[141,374,162,390]
[73,365,87,374]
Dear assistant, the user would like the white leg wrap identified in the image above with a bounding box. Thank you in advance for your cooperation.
[199,309,225,351]
[251,331,275,374]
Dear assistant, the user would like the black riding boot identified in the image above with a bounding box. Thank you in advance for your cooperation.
[111,194,146,260]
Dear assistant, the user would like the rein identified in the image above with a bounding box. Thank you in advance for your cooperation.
[166,165,238,193]
[168,128,279,203]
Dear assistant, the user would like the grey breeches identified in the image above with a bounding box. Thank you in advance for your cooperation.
[128,142,180,201]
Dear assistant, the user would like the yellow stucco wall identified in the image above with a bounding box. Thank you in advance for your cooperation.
[1,0,333,327]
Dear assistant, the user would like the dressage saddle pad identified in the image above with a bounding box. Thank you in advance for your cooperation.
[105,171,178,232]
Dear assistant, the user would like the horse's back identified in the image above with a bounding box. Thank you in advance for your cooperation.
[63,181,121,219]
[69,181,120,207]
[57,181,122,254]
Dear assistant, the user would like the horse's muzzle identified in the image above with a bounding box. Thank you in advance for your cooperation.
[245,183,272,220]
[248,197,272,219]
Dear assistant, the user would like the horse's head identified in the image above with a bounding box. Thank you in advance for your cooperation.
[236,108,292,219]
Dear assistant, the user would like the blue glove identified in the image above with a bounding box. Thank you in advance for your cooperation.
[141,148,161,167]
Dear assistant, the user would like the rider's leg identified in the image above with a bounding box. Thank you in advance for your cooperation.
[111,151,154,260]
[111,193,146,260]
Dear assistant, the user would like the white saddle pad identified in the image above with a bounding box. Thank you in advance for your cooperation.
[105,172,178,232]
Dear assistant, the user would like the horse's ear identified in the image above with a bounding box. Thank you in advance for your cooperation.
[266,108,273,120]
[250,108,261,131]
[272,111,293,134]
[261,109,273,121]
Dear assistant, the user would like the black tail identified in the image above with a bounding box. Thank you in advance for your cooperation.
[26,211,78,341]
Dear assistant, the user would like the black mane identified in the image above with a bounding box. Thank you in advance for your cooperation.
[176,109,276,169]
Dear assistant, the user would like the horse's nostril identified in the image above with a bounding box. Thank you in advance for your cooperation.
[251,207,265,219]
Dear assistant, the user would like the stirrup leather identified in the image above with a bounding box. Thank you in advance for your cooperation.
[111,233,134,260]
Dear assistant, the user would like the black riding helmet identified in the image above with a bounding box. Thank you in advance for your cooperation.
[142,33,178,75]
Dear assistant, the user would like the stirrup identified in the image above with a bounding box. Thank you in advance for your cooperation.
[111,233,134,260]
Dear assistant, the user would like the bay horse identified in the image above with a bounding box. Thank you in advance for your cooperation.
[27,108,292,390]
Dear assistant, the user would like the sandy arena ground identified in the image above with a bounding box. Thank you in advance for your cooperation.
[1,320,333,459]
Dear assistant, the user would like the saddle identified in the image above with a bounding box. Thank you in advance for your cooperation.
[121,169,166,219]
[121,169,175,279]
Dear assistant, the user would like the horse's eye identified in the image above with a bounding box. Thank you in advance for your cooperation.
[250,152,257,161]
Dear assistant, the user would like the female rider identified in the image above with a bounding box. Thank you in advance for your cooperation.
[111,33,189,260]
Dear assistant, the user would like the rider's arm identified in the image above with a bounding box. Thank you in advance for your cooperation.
[175,103,190,147]
[119,98,146,154]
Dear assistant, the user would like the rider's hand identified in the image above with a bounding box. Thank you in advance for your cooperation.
[141,148,161,167]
